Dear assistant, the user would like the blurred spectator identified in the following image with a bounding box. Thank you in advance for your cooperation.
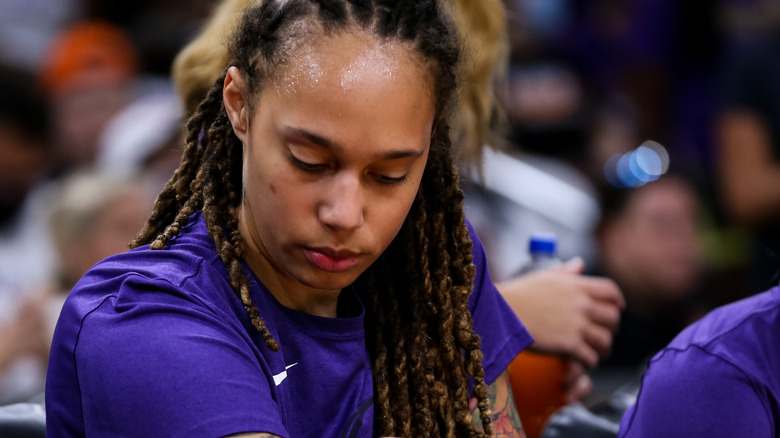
[39,20,140,176]
[0,170,155,404]
[594,174,709,369]
[716,9,780,296]
[48,170,155,290]
[457,42,624,416]
[463,57,601,279]
[0,64,58,300]
[451,4,623,378]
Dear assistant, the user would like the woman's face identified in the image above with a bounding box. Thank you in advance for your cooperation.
[225,31,436,312]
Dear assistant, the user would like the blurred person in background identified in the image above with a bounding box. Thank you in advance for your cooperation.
[460,47,630,426]
[716,0,780,297]
[39,20,141,177]
[458,41,626,381]
[463,55,602,280]
[48,170,155,293]
[593,174,709,373]
[0,170,154,405]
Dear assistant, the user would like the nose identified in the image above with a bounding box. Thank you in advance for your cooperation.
[318,172,365,231]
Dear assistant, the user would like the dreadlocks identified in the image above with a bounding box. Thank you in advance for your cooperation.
[131,0,493,435]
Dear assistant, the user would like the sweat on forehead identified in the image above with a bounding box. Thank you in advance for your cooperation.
[237,23,434,102]
[226,0,452,104]
[265,30,434,102]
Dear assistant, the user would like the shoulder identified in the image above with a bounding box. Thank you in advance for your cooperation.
[619,288,780,437]
[68,212,228,312]
[665,286,780,360]
[55,215,241,359]
[65,239,224,316]
[619,346,774,437]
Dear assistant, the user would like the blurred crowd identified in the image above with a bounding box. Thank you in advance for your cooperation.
[1,0,779,410]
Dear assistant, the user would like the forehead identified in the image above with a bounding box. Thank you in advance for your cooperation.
[623,180,698,224]
[268,28,433,100]
[249,29,437,157]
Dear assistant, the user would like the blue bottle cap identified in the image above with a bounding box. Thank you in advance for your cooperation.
[529,232,557,255]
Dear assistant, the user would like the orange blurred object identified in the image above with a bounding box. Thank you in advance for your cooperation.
[40,21,138,96]
[509,350,569,438]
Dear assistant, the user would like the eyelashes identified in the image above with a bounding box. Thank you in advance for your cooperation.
[374,174,408,186]
[287,153,408,186]
[288,153,328,172]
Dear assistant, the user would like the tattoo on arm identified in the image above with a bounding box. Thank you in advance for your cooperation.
[470,369,526,438]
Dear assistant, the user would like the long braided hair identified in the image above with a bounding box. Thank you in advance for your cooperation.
[132,0,493,435]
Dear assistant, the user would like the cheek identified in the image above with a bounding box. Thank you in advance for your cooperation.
[373,187,419,243]
[246,165,311,230]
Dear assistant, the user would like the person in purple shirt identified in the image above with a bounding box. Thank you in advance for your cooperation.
[45,0,532,437]
[618,285,780,437]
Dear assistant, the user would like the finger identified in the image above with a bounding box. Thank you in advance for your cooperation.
[566,373,593,403]
[556,256,585,274]
[583,324,613,358]
[571,342,600,369]
[564,360,586,387]
[579,277,626,308]
[587,301,622,333]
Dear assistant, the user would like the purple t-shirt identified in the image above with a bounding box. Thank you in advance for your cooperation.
[618,286,780,437]
[45,212,532,437]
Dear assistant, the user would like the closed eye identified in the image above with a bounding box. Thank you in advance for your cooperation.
[288,153,329,173]
[374,173,408,186]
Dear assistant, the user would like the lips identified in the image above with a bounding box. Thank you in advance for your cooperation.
[304,247,361,272]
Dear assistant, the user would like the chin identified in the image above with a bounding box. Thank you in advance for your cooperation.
[301,271,361,292]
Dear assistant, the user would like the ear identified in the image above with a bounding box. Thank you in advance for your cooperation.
[223,66,250,144]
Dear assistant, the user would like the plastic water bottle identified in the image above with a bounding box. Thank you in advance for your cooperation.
[509,233,569,438]
[516,233,563,275]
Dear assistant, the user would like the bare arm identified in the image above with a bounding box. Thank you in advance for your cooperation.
[471,369,526,437]
[0,296,50,375]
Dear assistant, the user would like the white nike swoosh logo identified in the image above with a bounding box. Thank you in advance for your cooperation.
[272,362,298,386]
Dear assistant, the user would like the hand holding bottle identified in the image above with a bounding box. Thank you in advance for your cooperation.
[499,257,624,367]
[502,233,624,437]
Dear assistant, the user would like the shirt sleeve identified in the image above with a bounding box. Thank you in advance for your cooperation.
[466,219,534,385]
[618,346,774,438]
[73,273,288,438]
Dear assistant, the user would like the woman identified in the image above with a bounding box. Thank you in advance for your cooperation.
[172,0,623,375]
[45,1,531,437]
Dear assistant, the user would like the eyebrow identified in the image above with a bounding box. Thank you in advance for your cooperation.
[283,126,425,160]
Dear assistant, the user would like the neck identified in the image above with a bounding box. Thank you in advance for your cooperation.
[236,206,342,318]
[244,248,343,317]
